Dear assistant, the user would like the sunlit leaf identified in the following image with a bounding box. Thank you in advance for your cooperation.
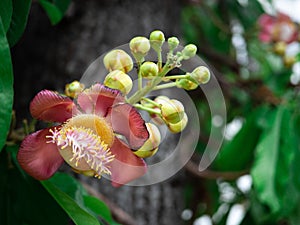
[251,107,299,216]
[251,108,281,214]
[0,17,13,151]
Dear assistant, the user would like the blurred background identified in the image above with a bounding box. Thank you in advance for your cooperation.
[7,0,300,225]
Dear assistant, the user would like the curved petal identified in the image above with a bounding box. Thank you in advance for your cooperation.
[109,138,147,187]
[106,103,149,150]
[17,127,64,180]
[77,83,124,116]
[30,90,77,123]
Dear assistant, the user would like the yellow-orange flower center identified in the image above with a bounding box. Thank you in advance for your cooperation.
[47,114,115,178]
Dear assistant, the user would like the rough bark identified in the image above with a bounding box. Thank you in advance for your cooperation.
[12,1,187,224]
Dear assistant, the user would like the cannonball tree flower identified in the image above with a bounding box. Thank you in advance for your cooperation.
[258,13,299,44]
[17,83,149,187]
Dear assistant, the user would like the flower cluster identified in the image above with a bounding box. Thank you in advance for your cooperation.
[258,12,299,67]
[17,30,211,187]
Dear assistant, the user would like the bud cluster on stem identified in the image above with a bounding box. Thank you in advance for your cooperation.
[101,30,211,156]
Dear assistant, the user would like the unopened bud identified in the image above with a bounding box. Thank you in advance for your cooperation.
[65,80,85,98]
[273,41,286,55]
[190,66,210,84]
[150,30,165,52]
[161,99,185,124]
[134,123,161,158]
[150,96,170,125]
[103,49,133,73]
[176,78,198,90]
[168,37,179,51]
[104,70,133,95]
[182,44,197,60]
[129,36,151,61]
[167,113,188,133]
[140,61,159,79]
[284,55,296,68]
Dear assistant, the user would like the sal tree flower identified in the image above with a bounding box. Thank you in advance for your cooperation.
[258,13,299,44]
[17,84,149,187]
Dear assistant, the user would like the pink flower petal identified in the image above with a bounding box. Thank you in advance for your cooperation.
[107,103,149,150]
[258,14,274,27]
[77,83,124,116]
[30,90,77,123]
[109,138,147,187]
[259,32,272,43]
[17,127,64,180]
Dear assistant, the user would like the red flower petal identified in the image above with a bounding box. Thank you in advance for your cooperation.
[30,90,77,123]
[109,138,147,187]
[107,103,149,150]
[17,127,64,180]
[77,83,124,116]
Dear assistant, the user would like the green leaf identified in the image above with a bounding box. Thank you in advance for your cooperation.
[251,108,281,214]
[227,0,264,29]
[46,172,85,205]
[212,107,266,171]
[251,107,298,216]
[6,0,31,47]
[38,0,71,25]
[84,195,120,225]
[41,174,101,225]
[181,5,231,54]
[0,0,13,32]
[0,17,13,151]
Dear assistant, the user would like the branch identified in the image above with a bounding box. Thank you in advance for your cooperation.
[184,160,249,180]
[81,182,138,225]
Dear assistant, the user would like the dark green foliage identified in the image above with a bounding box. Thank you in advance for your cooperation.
[38,0,71,25]
[0,17,13,151]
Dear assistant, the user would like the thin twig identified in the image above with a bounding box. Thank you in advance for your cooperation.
[81,182,138,225]
[184,160,249,180]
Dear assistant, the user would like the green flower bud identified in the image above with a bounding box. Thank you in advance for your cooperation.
[168,37,179,51]
[190,66,210,84]
[161,99,185,124]
[176,78,198,90]
[133,123,161,158]
[167,113,188,133]
[140,61,159,79]
[65,80,85,98]
[149,96,170,125]
[103,49,133,73]
[129,36,151,61]
[150,30,165,52]
[104,70,133,95]
[182,44,197,60]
